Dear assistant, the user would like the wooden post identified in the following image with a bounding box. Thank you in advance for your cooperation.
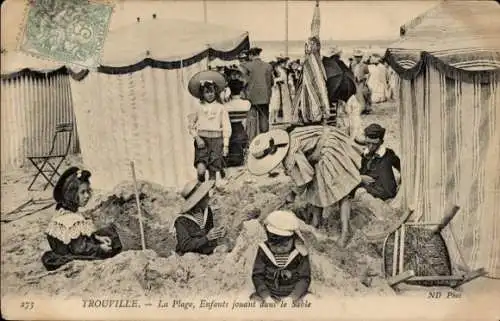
[392,229,399,276]
[285,0,289,57]
[131,161,146,251]
[398,224,406,274]
[203,0,208,23]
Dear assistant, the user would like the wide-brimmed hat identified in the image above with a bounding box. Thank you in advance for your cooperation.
[353,49,364,57]
[327,45,343,56]
[180,180,215,213]
[355,123,386,145]
[188,70,227,99]
[247,130,290,176]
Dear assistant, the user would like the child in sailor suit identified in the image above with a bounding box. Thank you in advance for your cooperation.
[251,211,311,302]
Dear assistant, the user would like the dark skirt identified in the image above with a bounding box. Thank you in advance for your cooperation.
[193,136,224,172]
[41,224,122,271]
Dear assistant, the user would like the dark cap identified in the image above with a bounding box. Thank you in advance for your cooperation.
[364,123,386,140]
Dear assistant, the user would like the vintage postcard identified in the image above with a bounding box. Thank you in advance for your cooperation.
[1,0,499,320]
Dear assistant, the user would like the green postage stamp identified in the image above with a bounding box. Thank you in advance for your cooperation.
[18,0,113,68]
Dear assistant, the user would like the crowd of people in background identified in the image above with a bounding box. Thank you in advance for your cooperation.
[210,46,398,131]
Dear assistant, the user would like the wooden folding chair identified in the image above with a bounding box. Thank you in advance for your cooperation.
[27,122,74,191]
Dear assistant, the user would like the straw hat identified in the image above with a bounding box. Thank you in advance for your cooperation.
[246,130,290,176]
[327,45,342,57]
[188,70,227,99]
[353,49,364,57]
[180,180,215,213]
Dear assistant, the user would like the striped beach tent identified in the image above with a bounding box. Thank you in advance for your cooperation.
[385,1,500,278]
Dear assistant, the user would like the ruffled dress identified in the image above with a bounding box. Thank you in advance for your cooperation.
[42,209,122,271]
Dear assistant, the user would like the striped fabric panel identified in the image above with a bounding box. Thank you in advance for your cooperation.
[274,253,290,268]
[387,48,500,71]
[1,74,78,171]
[401,62,500,277]
[291,54,329,124]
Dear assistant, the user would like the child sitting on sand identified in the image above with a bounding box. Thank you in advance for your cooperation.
[173,180,226,255]
[41,167,122,271]
[251,211,311,303]
[187,71,232,186]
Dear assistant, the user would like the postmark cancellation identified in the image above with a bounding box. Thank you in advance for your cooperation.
[18,0,113,68]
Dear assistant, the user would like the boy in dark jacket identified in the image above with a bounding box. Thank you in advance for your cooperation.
[356,123,401,200]
[173,180,225,255]
[251,210,311,303]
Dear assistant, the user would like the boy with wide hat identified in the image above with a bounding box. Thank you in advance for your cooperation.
[172,180,226,255]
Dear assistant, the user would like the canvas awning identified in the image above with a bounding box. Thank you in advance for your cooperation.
[96,18,249,74]
[2,18,250,79]
[385,1,500,82]
[1,51,89,81]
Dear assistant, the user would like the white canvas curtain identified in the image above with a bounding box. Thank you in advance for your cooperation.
[70,60,209,190]
[399,63,500,277]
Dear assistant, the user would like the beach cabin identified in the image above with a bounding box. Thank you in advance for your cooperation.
[1,52,80,172]
[69,18,250,190]
[385,1,500,278]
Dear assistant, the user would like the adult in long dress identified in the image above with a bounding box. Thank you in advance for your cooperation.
[270,58,293,124]
[367,54,389,103]
[351,50,372,114]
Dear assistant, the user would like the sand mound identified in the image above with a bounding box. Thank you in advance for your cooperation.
[2,180,394,298]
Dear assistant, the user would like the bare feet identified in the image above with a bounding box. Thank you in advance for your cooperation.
[338,231,351,248]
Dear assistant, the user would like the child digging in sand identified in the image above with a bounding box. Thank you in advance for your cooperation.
[251,210,311,303]
[172,180,226,255]
[41,167,122,271]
